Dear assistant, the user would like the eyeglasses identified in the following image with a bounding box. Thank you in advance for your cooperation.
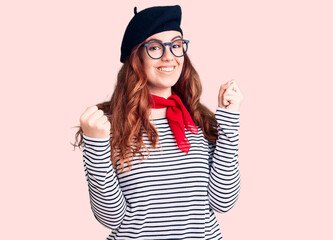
[142,39,190,60]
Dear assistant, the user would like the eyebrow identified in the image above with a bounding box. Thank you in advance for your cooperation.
[146,35,182,43]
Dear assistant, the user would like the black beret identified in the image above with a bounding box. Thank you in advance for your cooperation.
[120,5,183,63]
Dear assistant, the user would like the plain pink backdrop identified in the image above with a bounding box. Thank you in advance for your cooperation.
[1,0,332,239]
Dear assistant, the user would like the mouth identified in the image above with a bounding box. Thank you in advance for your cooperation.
[156,66,176,72]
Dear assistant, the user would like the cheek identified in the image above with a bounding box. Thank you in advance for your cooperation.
[142,57,155,72]
[142,60,153,74]
[144,63,157,80]
[140,50,152,69]
[145,63,155,75]
[178,57,184,66]
[177,59,184,72]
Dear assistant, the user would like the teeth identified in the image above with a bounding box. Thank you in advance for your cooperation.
[158,67,175,72]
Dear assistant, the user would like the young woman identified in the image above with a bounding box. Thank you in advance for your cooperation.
[74,5,243,240]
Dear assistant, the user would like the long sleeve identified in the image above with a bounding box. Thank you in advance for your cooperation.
[82,133,127,230]
[207,106,241,213]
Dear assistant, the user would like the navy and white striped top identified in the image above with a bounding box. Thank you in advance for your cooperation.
[82,107,241,240]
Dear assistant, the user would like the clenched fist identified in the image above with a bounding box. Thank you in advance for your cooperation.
[80,105,111,139]
[218,79,244,112]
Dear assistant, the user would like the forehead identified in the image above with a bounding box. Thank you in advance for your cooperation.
[145,30,182,42]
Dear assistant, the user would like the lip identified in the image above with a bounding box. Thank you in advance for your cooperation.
[157,65,176,68]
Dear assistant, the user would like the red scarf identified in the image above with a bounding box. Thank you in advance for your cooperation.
[149,91,198,154]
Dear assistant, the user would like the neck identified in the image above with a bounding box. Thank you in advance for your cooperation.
[149,87,172,99]
[149,108,167,120]
[148,88,173,119]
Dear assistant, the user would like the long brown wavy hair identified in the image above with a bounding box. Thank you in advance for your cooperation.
[72,43,218,177]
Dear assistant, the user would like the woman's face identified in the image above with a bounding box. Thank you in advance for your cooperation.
[140,30,184,96]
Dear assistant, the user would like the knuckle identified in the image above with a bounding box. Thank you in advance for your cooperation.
[80,115,88,125]
[87,105,96,110]
[95,123,102,130]
[79,115,85,123]
[86,119,95,128]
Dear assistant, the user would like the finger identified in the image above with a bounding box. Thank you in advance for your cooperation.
[224,94,242,106]
[224,90,238,97]
[228,80,242,93]
[87,109,105,126]
[96,115,109,125]
[224,80,235,90]
[223,94,238,101]
[222,89,231,106]
[96,115,111,132]
[226,82,235,91]
[225,87,237,97]
[219,80,235,106]
[223,98,229,106]
[104,120,111,131]
[232,82,242,95]
[80,105,98,122]
[228,79,236,89]
[225,84,239,95]
[223,96,234,106]
[220,80,233,95]
[219,84,226,104]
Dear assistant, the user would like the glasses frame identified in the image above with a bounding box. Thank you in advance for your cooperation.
[142,39,190,60]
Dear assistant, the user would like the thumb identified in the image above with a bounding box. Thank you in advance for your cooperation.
[218,81,232,107]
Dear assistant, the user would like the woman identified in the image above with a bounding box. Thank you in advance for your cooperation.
[74,5,243,240]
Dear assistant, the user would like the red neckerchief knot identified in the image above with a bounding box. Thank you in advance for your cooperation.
[149,91,198,154]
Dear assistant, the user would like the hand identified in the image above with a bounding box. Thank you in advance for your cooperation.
[218,79,244,112]
[79,105,111,139]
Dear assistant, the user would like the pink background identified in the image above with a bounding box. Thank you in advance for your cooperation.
[1,0,332,239]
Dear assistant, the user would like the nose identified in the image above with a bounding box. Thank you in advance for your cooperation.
[161,45,174,61]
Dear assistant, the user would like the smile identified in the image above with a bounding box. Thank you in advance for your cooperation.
[157,66,175,72]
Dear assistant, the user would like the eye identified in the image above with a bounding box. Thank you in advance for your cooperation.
[149,46,161,51]
[148,42,163,51]
[172,40,183,48]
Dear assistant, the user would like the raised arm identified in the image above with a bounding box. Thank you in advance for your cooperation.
[207,107,241,213]
[82,133,127,229]
[79,105,127,229]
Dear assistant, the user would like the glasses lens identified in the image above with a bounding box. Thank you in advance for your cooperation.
[172,40,187,57]
[147,42,164,59]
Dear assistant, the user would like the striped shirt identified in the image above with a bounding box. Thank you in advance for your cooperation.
[82,107,241,240]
